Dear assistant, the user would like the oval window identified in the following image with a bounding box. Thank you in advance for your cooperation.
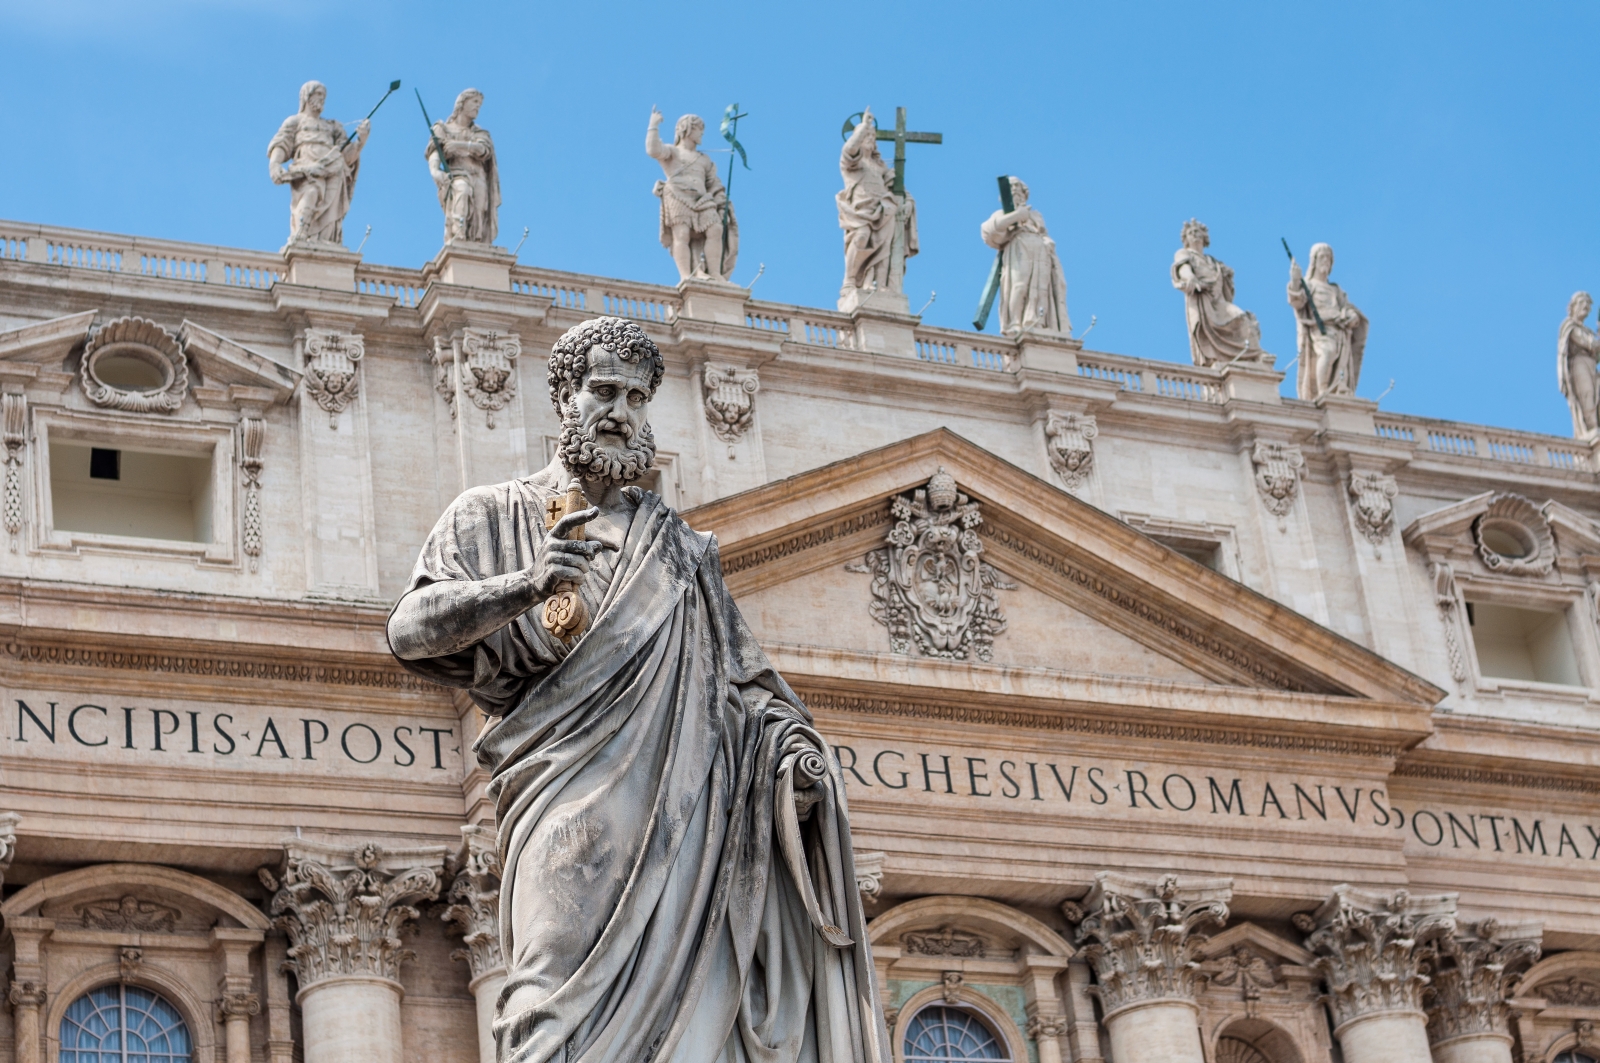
[91,351,171,392]
[61,983,193,1062]
[1478,519,1534,560]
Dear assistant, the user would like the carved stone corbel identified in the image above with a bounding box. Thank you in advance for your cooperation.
[853,850,885,902]
[2,393,24,551]
[1251,441,1305,519]
[702,364,760,445]
[263,840,444,988]
[1045,411,1098,490]
[239,416,264,572]
[1423,918,1541,1048]
[434,329,522,429]
[0,810,17,889]
[940,971,964,1004]
[119,947,144,980]
[442,825,504,982]
[300,328,364,429]
[1348,470,1399,549]
[1294,886,1456,1032]
[1072,872,1231,1015]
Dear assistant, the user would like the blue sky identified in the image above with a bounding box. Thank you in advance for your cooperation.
[0,1,1593,436]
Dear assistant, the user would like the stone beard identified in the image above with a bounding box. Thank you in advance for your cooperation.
[388,316,888,1063]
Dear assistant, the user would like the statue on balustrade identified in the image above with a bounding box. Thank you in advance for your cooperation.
[1559,291,1600,436]
[1287,242,1368,401]
[838,107,916,312]
[426,88,501,245]
[267,80,370,247]
[1172,218,1263,366]
[980,177,1070,337]
[388,316,888,1063]
[646,109,738,283]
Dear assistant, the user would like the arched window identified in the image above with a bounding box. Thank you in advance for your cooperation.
[60,984,193,1063]
[1556,1054,1599,1063]
[903,1004,1011,1063]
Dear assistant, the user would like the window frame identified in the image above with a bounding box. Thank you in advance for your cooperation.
[1458,582,1600,698]
[59,982,195,1063]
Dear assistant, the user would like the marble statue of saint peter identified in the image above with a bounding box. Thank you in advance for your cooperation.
[388,317,888,1063]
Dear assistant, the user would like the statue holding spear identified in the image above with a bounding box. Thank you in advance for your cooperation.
[268,79,398,248]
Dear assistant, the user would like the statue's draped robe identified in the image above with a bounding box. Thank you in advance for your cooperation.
[981,206,1070,336]
[392,470,888,1063]
[1559,314,1600,435]
[1289,276,1367,400]
[428,120,501,244]
[837,135,911,291]
[267,114,358,244]
[1171,247,1261,366]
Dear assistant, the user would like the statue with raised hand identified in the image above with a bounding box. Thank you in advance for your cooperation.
[646,108,738,282]
[426,88,501,245]
[1287,242,1367,400]
[388,317,889,1063]
[267,80,369,247]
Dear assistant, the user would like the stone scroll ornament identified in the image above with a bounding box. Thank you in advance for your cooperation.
[1348,470,1398,549]
[702,364,759,445]
[1045,411,1097,489]
[301,328,364,428]
[848,467,1013,661]
[80,317,190,414]
[1251,441,1305,519]
[436,329,522,429]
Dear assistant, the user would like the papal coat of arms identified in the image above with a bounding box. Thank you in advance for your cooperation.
[848,467,1012,661]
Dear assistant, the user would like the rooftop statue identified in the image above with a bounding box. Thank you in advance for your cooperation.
[837,107,918,312]
[1559,290,1600,437]
[388,317,888,1063]
[1171,219,1263,366]
[267,80,369,248]
[646,109,738,283]
[1287,242,1368,401]
[426,88,501,246]
[979,177,1070,337]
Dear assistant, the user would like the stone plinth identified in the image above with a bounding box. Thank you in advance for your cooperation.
[1318,394,1380,436]
[282,242,361,291]
[1220,357,1284,404]
[425,241,514,291]
[677,276,748,325]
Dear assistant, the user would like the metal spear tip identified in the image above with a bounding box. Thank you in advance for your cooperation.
[390,80,401,91]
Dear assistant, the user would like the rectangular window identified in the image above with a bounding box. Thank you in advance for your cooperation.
[1152,535,1222,572]
[1466,601,1583,687]
[50,442,214,543]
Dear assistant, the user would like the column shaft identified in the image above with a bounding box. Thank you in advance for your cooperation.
[470,970,507,1063]
[1103,999,1204,1063]
[299,977,405,1063]
[225,1012,253,1063]
[1337,1011,1433,1063]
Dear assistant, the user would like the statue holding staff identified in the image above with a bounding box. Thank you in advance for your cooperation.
[1287,242,1367,400]
[646,109,738,282]
[426,88,501,245]
[1559,291,1600,436]
[387,317,888,1063]
[979,177,1070,336]
[1171,218,1263,366]
[267,80,370,247]
[837,107,908,308]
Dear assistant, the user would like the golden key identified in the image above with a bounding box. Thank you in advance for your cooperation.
[540,484,592,642]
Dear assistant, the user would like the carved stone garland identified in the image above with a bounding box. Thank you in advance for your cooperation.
[435,329,522,429]
[1430,562,1469,687]
[1422,918,1541,1046]
[442,825,504,982]
[2,393,23,551]
[80,317,190,414]
[1294,886,1456,1032]
[1071,874,1230,1016]
[1348,471,1398,548]
[1251,441,1305,519]
[702,364,760,445]
[902,926,985,958]
[301,328,364,429]
[847,467,1013,662]
[1538,977,1600,1007]
[264,842,441,987]
[239,416,264,571]
[1045,411,1097,490]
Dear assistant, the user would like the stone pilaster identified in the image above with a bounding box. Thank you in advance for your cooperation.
[1296,885,1456,1063]
[443,825,504,1063]
[1070,872,1231,1063]
[0,810,18,889]
[264,840,446,1063]
[1425,919,1542,1063]
[7,912,51,1063]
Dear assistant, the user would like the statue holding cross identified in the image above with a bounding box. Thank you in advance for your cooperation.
[836,106,941,314]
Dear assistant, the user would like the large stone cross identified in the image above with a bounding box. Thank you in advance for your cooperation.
[873,106,942,195]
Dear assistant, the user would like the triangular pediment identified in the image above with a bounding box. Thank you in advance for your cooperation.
[0,310,97,365]
[177,320,300,399]
[684,430,1441,713]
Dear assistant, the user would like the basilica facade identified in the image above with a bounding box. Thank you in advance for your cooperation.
[0,215,1597,1063]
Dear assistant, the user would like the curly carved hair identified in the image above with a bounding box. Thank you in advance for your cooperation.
[547,317,665,414]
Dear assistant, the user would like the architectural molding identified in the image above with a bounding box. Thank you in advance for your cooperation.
[299,327,364,428]
[1,639,431,693]
[79,316,189,414]
[442,824,504,982]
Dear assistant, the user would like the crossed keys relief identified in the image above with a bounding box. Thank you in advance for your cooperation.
[848,467,1012,662]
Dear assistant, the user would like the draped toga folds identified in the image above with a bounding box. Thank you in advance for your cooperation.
[836,131,905,291]
[267,114,359,244]
[390,464,889,1063]
[980,206,1070,336]
[1171,247,1261,366]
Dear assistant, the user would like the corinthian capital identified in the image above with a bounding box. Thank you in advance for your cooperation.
[265,840,446,989]
[442,825,504,981]
[1072,872,1231,1016]
[1425,918,1542,1046]
[1295,885,1457,1030]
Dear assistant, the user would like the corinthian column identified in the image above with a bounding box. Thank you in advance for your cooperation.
[1071,872,1231,1063]
[1296,886,1456,1063]
[265,840,446,1063]
[443,825,505,1063]
[1425,919,1542,1063]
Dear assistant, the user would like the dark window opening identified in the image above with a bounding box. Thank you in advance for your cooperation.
[89,448,121,480]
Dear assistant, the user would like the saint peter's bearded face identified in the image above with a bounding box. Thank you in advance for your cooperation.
[557,345,657,484]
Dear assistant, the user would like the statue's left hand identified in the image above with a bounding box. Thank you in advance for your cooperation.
[355,119,370,143]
